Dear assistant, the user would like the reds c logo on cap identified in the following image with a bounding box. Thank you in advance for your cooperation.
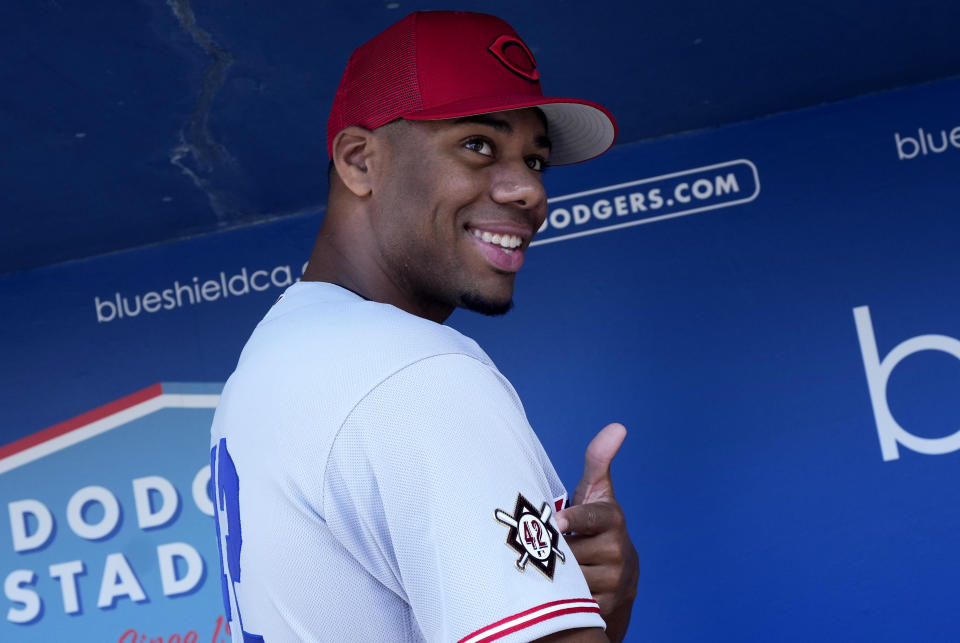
[328,11,616,165]
[488,34,540,83]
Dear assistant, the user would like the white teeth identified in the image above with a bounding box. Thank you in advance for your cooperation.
[470,229,523,250]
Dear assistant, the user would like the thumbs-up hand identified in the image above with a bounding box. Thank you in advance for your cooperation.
[555,423,639,642]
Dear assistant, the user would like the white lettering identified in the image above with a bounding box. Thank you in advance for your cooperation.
[97,553,147,608]
[229,268,250,296]
[158,542,204,596]
[927,130,949,153]
[715,173,740,196]
[192,466,214,517]
[648,188,664,210]
[593,199,612,220]
[895,124,960,160]
[613,195,628,216]
[95,296,117,323]
[133,476,179,529]
[692,178,713,199]
[549,208,571,229]
[250,270,270,291]
[49,560,85,614]
[8,499,54,553]
[572,204,590,225]
[5,570,40,624]
[142,291,162,313]
[271,265,293,287]
[67,486,120,540]
[121,295,141,317]
[174,280,194,306]
[93,262,301,322]
[201,280,221,301]
[895,132,919,160]
[854,305,960,461]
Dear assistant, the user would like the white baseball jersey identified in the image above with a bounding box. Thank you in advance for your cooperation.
[210,281,605,642]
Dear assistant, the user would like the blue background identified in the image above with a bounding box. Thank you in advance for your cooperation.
[3,76,960,641]
[4,0,960,275]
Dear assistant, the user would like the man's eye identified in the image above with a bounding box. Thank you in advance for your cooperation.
[526,156,547,172]
[464,138,494,157]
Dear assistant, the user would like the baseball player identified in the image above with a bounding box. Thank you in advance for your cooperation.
[211,10,638,642]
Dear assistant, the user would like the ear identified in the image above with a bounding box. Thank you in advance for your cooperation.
[331,127,378,198]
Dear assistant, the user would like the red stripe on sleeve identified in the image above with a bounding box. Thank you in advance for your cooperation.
[457,598,601,643]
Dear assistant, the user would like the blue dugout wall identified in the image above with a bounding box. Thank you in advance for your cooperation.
[2,76,959,642]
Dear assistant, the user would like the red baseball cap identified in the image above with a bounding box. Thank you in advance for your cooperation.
[327,11,617,165]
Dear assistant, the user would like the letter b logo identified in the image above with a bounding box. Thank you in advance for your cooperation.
[854,306,960,461]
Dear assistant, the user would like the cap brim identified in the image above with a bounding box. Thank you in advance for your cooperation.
[402,95,617,166]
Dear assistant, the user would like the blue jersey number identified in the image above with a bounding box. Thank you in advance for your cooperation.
[212,438,265,642]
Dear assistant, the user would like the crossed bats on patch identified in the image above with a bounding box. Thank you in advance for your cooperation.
[495,501,566,571]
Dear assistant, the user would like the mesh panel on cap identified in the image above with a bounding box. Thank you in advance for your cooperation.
[327,15,422,152]
[327,11,617,163]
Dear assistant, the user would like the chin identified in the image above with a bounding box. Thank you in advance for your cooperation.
[459,291,514,316]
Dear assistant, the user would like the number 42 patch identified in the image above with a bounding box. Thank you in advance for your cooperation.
[495,493,566,580]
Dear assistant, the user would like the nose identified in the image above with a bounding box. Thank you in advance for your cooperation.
[490,162,547,214]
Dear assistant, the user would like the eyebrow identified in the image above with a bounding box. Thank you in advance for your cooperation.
[453,114,552,152]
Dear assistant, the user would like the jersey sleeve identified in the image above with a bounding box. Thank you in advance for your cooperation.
[323,353,605,642]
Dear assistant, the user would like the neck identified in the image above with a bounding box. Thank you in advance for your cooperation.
[302,218,454,324]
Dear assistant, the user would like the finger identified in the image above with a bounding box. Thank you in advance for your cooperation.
[587,592,616,618]
[573,423,627,505]
[579,564,622,596]
[564,532,622,566]
[556,501,623,536]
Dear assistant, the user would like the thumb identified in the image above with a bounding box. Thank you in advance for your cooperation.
[572,422,627,505]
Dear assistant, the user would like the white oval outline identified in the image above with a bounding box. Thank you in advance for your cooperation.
[532,159,761,247]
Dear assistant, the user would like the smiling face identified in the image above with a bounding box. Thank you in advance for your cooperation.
[366,108,551,321]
